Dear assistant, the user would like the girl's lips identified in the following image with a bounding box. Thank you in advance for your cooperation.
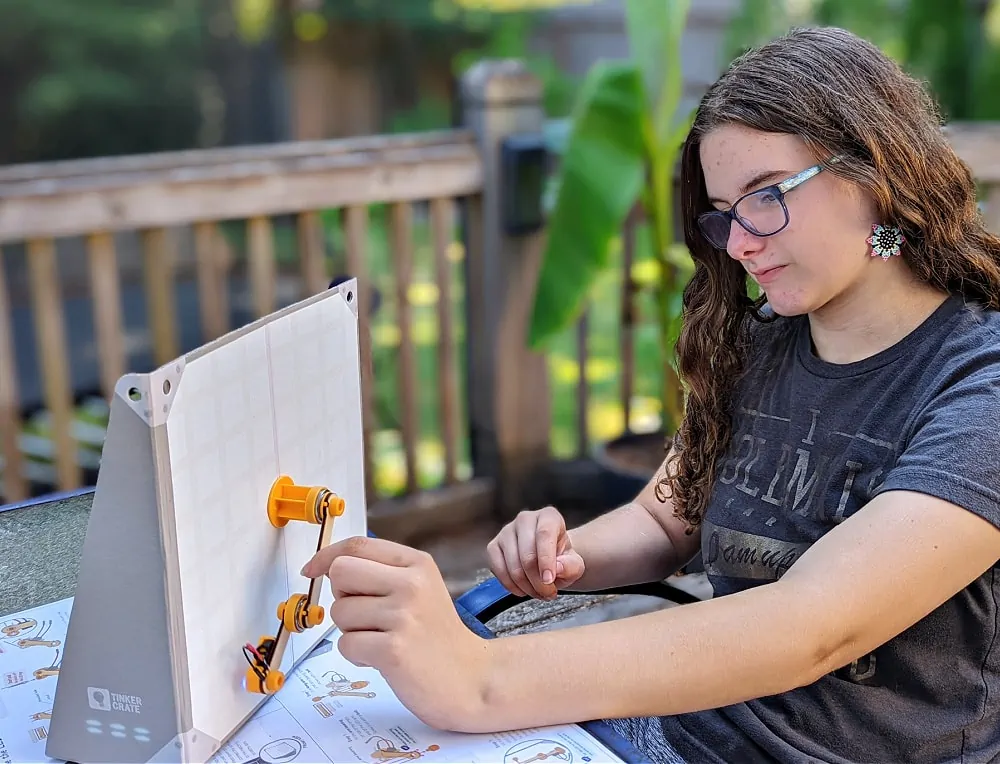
[750,265,786,284]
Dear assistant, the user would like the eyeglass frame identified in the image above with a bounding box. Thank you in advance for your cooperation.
[696,155,844,250]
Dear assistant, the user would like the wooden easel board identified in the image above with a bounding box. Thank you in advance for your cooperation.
[46,281,368,763]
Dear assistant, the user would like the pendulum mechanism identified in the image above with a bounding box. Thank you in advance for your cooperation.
[243,475,345,694]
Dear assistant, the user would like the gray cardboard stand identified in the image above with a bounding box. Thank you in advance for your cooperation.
[44,281,368,764]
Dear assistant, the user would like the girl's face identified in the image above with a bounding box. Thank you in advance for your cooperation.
[698,123,879,317]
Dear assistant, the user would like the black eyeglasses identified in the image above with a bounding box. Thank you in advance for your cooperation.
[696,156,843,250]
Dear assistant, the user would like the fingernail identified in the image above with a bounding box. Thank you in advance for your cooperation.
[542,570,554,584]
[300,564,310,576]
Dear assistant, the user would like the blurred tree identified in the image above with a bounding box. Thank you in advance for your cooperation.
[231,0,578,138]
[814,0,996,121]
[0,0,207,164]
[725,0,1000,122]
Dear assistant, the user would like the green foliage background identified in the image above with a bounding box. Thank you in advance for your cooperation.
[725,0,1000,122]
[0,0,206,164]
[12,0,1000,499]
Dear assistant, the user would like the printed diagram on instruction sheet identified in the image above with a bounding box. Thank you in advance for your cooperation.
[0,596,625,764]
[0,599,71,762]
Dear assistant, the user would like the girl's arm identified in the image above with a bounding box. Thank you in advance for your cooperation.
[562,450,702,591]
[467,488,1000,732]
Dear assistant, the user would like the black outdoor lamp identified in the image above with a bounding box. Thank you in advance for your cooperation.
[500,132,549,236]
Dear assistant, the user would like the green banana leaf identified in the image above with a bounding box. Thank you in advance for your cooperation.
[624,0,691,152]
[527,0,693,353]
[526,60,646,349]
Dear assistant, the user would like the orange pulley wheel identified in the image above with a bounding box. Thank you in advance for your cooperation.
[267,475,346,528]
[277,594,324,633]
[245,664,285,694]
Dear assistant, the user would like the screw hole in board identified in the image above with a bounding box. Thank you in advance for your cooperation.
[346,290,354,303]
[128,387,142,401]
[163,379,171,395]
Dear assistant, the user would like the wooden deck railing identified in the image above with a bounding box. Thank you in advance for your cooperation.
[0,130,484,533]
[0,60,553,542]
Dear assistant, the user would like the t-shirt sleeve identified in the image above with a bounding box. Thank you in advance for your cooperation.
[874,366,1000,529]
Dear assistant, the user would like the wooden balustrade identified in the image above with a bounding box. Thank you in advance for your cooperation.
[0,130,486,538]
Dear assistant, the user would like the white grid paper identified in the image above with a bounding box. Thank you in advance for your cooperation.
[165,292,367,745]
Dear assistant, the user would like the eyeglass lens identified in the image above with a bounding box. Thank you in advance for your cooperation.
[700,187,790,249]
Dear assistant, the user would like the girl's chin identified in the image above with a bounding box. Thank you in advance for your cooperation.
[760,290,813,318]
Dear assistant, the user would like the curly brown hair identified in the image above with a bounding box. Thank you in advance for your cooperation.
[657,26,1000,532]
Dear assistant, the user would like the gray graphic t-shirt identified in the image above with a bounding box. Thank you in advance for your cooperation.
[659,295,1000,763]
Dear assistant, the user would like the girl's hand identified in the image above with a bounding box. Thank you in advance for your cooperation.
[486,507,586,600]
[300,536,490,731]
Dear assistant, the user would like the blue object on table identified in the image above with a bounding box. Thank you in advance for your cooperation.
[456,575,702,623]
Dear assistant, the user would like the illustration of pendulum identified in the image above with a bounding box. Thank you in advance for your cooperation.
[313,671,376,701]
[2,618,36,638]
[33,649,61,680]
[18,621,60,649]
[514,748,567,763]
[505,741,572,764]
[368,736,440,763]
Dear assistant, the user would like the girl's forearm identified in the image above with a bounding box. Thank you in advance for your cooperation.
[564,502,688,591]
[453,489,1000,735]
[464,578,826,733]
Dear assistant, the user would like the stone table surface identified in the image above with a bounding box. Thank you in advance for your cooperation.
[0,492,92,616]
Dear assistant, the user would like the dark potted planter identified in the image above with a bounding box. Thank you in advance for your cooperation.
[593,428,705,575]
[592,428,669,507]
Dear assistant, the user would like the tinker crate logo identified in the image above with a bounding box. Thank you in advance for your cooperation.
[87,686,142,714]
[87,687,111,711]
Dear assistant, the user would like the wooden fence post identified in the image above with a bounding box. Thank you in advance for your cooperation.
[460,60,552,520]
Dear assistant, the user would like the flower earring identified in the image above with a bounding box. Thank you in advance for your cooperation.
[867,224,905,260]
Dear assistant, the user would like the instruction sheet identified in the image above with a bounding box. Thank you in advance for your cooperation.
[0,597,625,763]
